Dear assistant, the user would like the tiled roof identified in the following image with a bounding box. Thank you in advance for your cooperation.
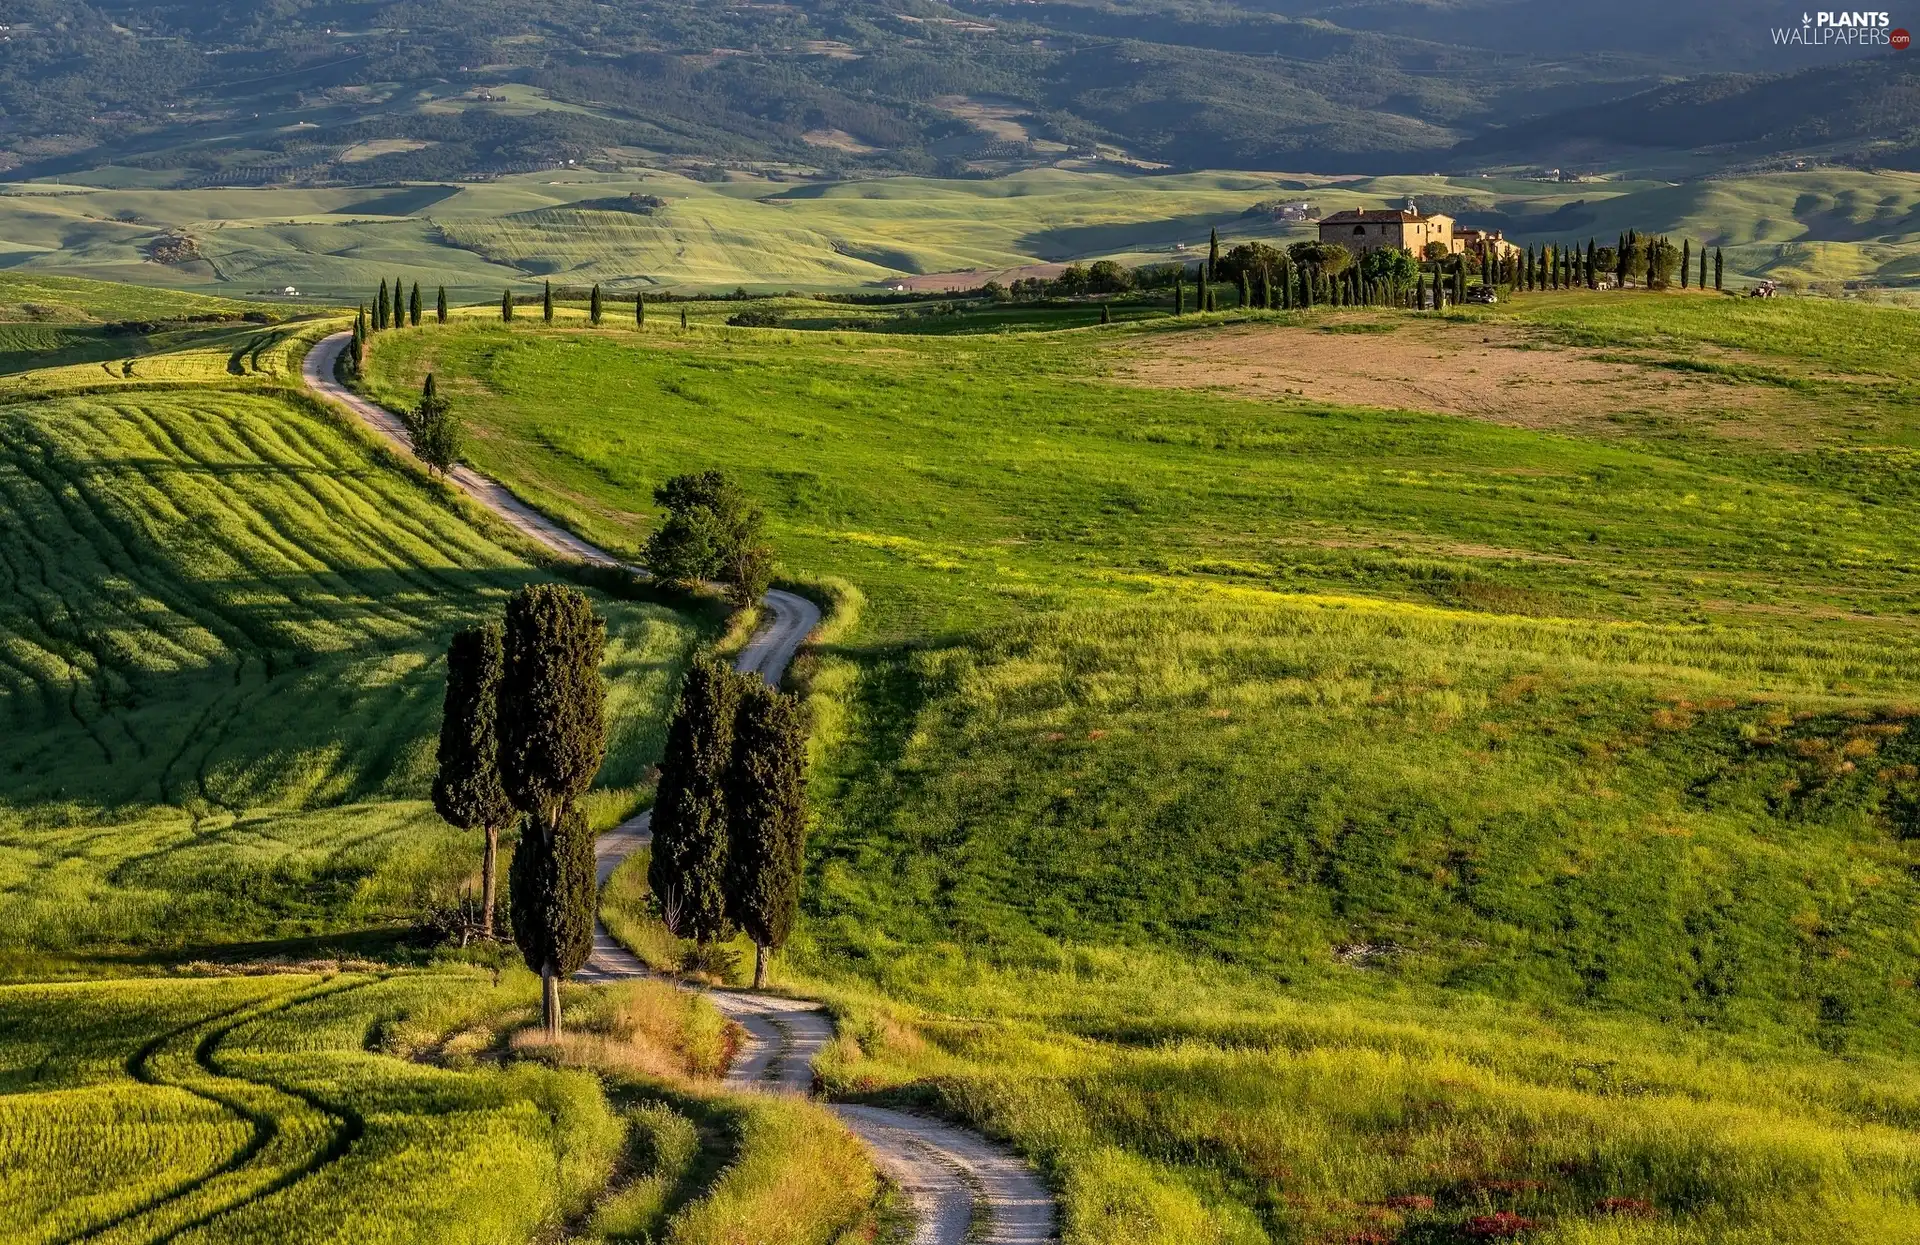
[1320,209,1422,223]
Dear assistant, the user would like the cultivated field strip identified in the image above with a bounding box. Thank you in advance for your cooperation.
[0,974,617,1245]
[0,389,527,810]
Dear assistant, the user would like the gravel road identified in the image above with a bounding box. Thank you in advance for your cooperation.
[304,329,1056,1245]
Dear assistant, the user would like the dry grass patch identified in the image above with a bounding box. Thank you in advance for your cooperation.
[1115,317,1832,442]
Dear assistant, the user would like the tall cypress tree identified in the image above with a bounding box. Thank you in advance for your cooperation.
[409,282,422,326]
[500,585,607,1037]
[1174,273,1185,315]
[1100,302,1111,325]
[1207,228,1219,284]
[1260,269,1273,311]
[392,278,405,330]
[375,279,389,331]
[1681,239,1691,289]
[1715,248,1724,291]
[1700,247,1708,289]
[636,292,647,327]
[681,308,688,331]
[650,654,742,947]
[590,284,603,325]
[502,289,514,322]
[543,280,554,324]
[725,681,808,989]
[434,623,514,940]
[1238,270,1251,309]
[437,285,449,324]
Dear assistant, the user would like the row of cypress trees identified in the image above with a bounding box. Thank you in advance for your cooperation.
[433,584,608,1037]
[648,655,809,988]
[499,281,648,327]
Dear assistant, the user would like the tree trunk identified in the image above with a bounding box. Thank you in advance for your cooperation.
[542,962,561,1038]
[753,942,768,990]
[481,824,499,939]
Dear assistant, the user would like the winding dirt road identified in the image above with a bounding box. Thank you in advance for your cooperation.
[303,331,1056,1245]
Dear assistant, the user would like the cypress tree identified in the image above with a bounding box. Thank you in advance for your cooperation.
[1260,269,1273,311]
[433,623,514,940]
[1681,239,1691,289]
[500,585,608,1037]
[375,279,389,331]
[1238,270,1251,309]
[1100,302,1111,325]
[681,308,688,330]
[726,680,808,989]
[349,308,365,373]
[409,282,422,327]
[543,280,554,324]
[1700,247,1708,289]
[636,292,647,327]
[1301,268,1313,309]
[650,654,742,947]
[437,285,449,324]
[502,289,513,322]
[1415,272,1425,310]
[392,278,405,330]
[1207,227,1219,284]
[1174,274,1184,315]
[590,283,603,325]
[1715,248,1724,291]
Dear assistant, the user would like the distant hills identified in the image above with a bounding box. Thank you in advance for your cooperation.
[2,0,1910,183]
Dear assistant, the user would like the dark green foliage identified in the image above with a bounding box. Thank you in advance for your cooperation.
[1237,271,1250,309]
[1174,275,1184,316]
[1715,248,1724,290]
[636,293,647,327]
[1700,247,1708,289]
[681,308,688,330]
[508,800,596,978]
[725,680,808,987]
[1682,239,1691,288]
[645,470,772,604]
[1100,302,1111,325]
[589,283,602,325]
[392,278,405,330]
[1207,227,1219,283]
[409,372,460,476]
[409,282,422,326]
[650,654,743,945]
[502,289,513,322]
[376,280,389,331]
[543,280,554,324]
[433,622,512,936]
[499,585,608,825]
[499,582,607,1033]
[437,285,449,324]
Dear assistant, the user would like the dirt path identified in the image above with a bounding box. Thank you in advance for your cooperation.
[303,330,1056,1245]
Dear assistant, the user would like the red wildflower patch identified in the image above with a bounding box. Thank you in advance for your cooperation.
[1465,1212,1539,1239]
[1598,1197,1656,1217]
[1383,1195,1435,1211]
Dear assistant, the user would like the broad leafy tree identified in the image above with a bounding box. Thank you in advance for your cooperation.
[500,585,607,1036]
[646,470,772,604]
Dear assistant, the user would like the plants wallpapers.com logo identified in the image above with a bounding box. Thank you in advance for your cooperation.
[1771,10,1911,47]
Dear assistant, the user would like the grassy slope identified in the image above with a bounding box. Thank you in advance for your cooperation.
[369,296,1920,1243]
[15,167,1920,297]
[0,274,897,1243]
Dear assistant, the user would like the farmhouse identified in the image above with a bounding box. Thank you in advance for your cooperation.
[1319,204,1456,257]
[1457,226,1518,260]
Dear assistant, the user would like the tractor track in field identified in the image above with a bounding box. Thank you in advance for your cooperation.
[304,330,1057,1245]
[68,977,375,1245]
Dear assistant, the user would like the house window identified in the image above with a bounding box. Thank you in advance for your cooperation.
[1353,225,1365,236]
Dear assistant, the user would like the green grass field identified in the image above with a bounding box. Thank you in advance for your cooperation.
[11,165,1920,298]
[0,273,900,1242]
[370,292,1920,1242]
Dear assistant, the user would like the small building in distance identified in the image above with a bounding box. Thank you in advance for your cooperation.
[1456,226,1518,261]
[1319,201,1456,257]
